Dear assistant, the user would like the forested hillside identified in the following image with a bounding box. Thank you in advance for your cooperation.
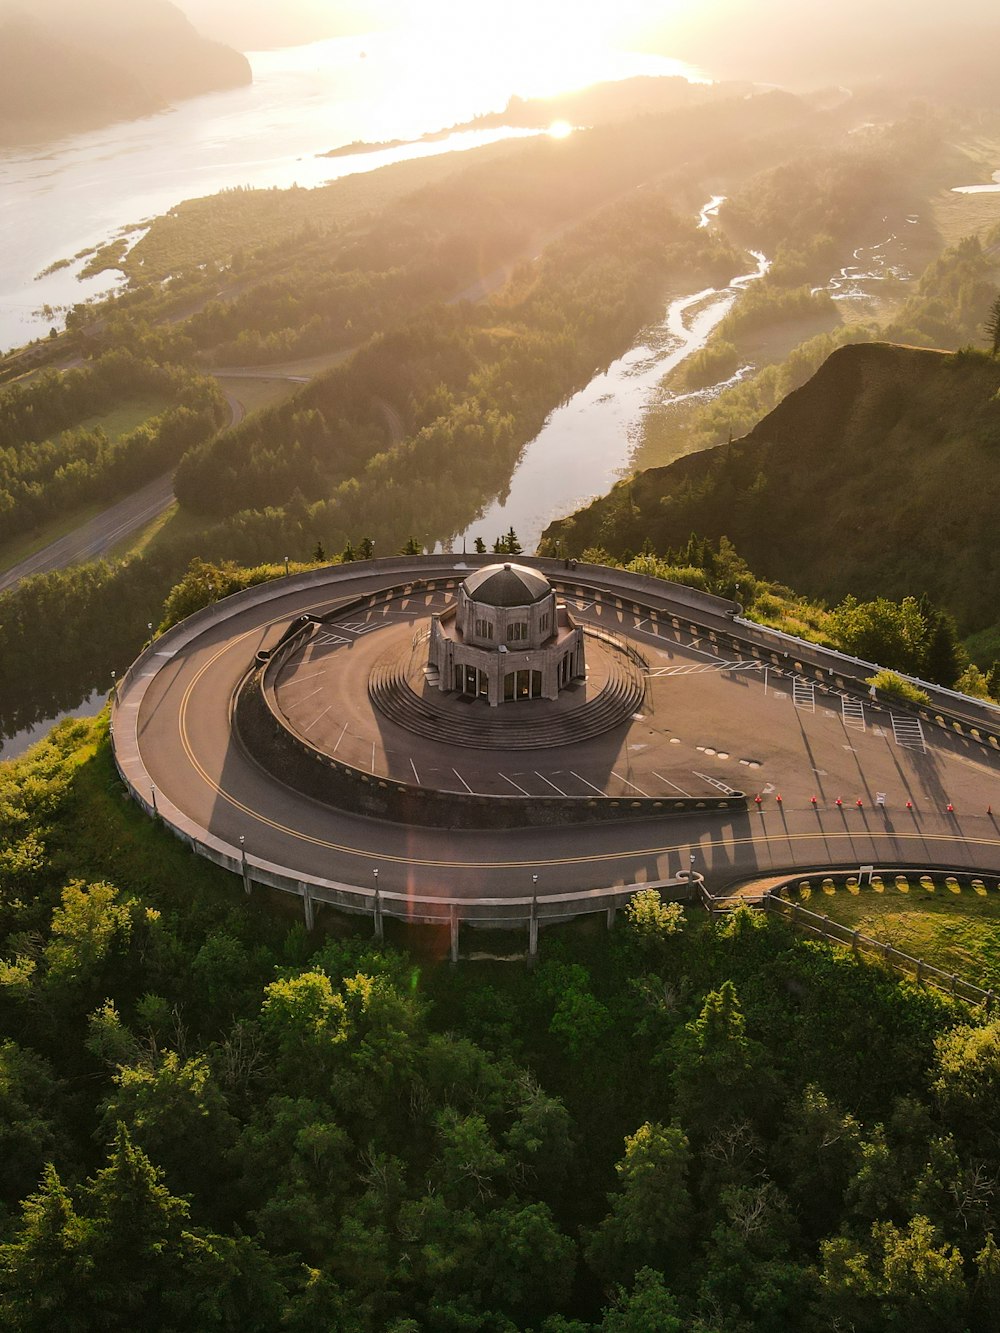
[0,352,226,541]
[1,716,999,1330]
[543,343,1000,635]
[173,190,734,540]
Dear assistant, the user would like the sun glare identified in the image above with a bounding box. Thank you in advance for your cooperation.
[389,0,706,112]
[547,119,573,139]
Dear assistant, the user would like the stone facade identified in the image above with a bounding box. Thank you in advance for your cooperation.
[429,563,585,706]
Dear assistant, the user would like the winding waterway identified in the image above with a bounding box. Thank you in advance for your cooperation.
[453,235,769,555]
[0,36,699,351]
[2,43,719,759]
[1,222,768,759]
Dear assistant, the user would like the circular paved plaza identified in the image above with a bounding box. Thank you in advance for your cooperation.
[112,557,1000,919]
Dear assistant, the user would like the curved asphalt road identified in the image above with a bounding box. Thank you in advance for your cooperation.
[116,560,1000,906]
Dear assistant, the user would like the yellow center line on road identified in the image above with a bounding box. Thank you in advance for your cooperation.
[168,583,1000,873]
[179,637,1000,869]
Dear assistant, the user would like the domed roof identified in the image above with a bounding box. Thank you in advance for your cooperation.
[463,562,551,607]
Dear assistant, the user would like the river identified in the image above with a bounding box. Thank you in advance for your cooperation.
[453,239,769,555]
[1,222,768,761]
[1,36,715,759]
[0,35,700,352]
[952,169,1000,194]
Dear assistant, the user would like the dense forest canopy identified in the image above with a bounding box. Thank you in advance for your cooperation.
[1,716,1000,1329]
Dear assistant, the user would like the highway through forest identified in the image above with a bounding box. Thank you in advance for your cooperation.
[114,559,1000,912]
[0,389,247,596]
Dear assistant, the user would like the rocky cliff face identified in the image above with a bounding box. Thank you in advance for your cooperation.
[0,0,251,144]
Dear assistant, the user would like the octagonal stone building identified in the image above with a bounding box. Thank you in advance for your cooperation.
[428,562,585,705]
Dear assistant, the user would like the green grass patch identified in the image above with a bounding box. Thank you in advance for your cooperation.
[213,375,304,416]
[106,500,181,562]
[793,879,1000,989]
[133,502,217,561]
[0,496,109,575]
[66,394,172,442]
[0,395,173,575]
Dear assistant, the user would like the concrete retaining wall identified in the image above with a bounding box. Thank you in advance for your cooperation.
[237,667,746,830]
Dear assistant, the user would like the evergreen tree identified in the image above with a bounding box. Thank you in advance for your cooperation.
[921,608,966,687]
[985,293,1000,357]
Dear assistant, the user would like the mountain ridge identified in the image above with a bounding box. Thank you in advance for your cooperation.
[0,0,250,144]
[541,341,1000,632]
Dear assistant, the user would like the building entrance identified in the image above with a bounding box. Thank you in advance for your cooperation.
[503,669,543,701]
[456,665,489,697]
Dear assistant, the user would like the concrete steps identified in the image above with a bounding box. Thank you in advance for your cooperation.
[369,646,645,750]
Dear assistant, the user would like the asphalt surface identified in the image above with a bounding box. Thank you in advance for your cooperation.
[0,471,177,594]
[116,560,1000,905]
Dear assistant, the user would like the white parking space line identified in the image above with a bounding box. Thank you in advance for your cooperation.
[283,667,329,685]
[693,771,739,795]
[303,705,332,734]
[452,768,475,794]
[570,770,606,796]
[536,771,567,796]
[287,686,323,708]
[499,772,531,796]
[653,772,691,796]
[612,771,649,796]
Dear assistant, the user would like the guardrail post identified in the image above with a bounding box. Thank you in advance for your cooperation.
[951,973,958,996]
[852,929,860,955]
[606,903,616,930]
[374,889,384,943]
[450,905,460,965]
[916,958,923,986]
[986,990,994,1017]
[302,885,315,932]
[527,896,539,969]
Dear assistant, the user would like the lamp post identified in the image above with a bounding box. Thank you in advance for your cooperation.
[528,875,540,966]
[373,867,383,941]
[239,835,250,896]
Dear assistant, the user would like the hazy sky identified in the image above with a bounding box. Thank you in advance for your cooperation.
[175,1,698,54]
[176,0,1000,95]
[177,0,1000,50]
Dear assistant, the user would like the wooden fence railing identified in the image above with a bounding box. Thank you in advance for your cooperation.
[761,893,996,1013]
